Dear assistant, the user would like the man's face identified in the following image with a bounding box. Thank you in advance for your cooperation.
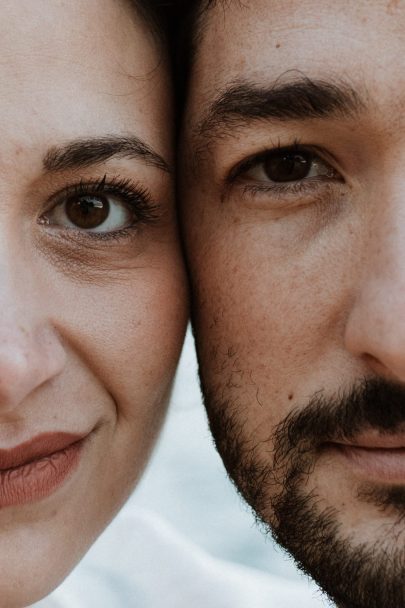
[181,1,405,606]
[0,1,186,605]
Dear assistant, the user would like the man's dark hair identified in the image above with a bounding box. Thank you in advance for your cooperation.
[131,1,217,100]
[175,0,221,104]
[124,0,179,80]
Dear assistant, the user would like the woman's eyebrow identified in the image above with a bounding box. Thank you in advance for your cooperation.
[43,135,171,173]
[195,75,367,149]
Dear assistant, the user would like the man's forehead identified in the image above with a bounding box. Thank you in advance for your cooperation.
[190,0,404,111]
[198,0,403,39]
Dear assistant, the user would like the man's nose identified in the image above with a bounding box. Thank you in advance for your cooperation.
[0,264,66,411]
[344,180,405,382]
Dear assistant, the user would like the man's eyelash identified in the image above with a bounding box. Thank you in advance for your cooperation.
[241,178,330,199]
[227,139,304,184]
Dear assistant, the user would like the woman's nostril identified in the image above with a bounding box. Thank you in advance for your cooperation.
[0,326,66,408]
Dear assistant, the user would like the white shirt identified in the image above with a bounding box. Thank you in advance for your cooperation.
[32,507,327,608]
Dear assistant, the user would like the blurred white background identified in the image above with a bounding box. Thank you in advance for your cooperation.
[41,328,327,607]
[130,327,302,581]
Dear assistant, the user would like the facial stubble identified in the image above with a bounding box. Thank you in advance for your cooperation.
[201,376,405,608]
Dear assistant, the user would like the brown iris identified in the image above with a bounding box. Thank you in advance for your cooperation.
[65,195,110,229]
[264,150,312,182]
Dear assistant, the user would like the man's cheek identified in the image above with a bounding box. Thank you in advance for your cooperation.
[195,268,325,376]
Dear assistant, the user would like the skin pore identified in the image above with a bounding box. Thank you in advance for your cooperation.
[181,1,405,607]
[0,1,187,606]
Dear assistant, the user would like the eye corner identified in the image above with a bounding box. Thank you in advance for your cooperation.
[38,175,160,239]
[227,143,344,191]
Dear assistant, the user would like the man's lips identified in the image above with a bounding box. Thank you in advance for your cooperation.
[334,432,405,450]
[326,434,405,483]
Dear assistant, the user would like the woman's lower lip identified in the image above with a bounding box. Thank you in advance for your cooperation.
[333,444,405,483]
[0,440,83,508]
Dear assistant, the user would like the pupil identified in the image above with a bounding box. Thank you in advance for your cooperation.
[66,195,109,229]
[264,150,312,182]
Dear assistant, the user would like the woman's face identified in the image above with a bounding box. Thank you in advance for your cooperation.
[0,1,187,605]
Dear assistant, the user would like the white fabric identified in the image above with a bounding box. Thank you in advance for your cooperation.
[31,507,327,608]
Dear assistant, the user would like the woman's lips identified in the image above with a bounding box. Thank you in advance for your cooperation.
[0,433,85,508]
[329,436,405,483]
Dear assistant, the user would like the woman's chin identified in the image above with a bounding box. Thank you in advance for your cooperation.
[0,547,77,608]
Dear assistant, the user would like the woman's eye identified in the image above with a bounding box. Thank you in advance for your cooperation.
[242,147,336,185]
[43,192,133,233]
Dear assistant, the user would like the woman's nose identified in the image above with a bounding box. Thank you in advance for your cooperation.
[0,321,66,410]
[0,249,66,411]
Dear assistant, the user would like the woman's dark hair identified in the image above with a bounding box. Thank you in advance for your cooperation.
[135,0,175,46]
[132,0,216,107]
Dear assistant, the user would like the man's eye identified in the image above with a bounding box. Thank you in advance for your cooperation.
[44,192,132,232]
[241,147,336,185]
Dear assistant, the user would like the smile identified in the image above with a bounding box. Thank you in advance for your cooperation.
[0,433,86,508]
[329,435,405,483]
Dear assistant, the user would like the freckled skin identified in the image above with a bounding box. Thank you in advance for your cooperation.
[387,0,400,13]
[0,1,187,606]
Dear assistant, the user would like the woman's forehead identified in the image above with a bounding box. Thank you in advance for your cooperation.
[0,0,172,166]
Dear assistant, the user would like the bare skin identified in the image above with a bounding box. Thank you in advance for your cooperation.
[0,1,187,606]
[181,1,405,606]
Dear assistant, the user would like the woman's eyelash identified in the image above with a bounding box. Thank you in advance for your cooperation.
[61,175,161,226]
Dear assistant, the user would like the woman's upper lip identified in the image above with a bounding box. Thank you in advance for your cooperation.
[0,432,86,470]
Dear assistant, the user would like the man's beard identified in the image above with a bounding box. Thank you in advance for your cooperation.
[201,376,405,608]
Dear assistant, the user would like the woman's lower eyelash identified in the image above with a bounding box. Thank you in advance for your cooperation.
[65,227,135,242]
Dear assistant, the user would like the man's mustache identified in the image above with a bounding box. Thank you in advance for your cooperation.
[274,378,405,463]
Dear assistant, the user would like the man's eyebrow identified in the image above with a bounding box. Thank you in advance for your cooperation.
[197,76,366,143]
[43,135,170,173]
